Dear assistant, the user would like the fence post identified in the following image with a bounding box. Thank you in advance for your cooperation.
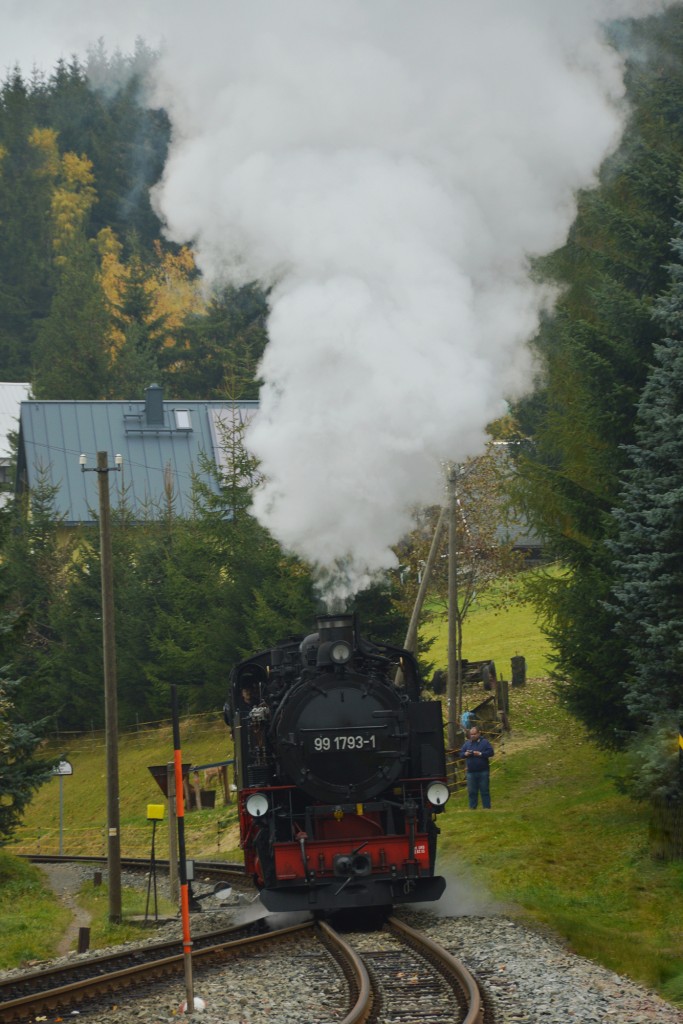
[511,655,527,687]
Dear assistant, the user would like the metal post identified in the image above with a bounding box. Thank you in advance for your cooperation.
[167,762,180,902]
[53,760,73,854]
[58,775,64,856]
[97,451,122,924]
[145,819,159,925]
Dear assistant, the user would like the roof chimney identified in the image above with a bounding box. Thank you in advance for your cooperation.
[145,384,164,425]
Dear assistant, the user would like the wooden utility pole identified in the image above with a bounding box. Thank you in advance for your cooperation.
[400,466,460,750]
[394,505,447,690]
[402,506,447,656]
[97,451,122,924]
[446,463,460,751]
[81,451,123,923]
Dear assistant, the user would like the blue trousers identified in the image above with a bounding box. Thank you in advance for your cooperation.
[466,771,491,809]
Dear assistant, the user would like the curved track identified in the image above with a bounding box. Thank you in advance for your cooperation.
[320,916,485,1024]
[5,860,487,1023]
[2,919,485,1023]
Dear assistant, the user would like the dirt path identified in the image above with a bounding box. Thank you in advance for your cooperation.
[38,862,93,957]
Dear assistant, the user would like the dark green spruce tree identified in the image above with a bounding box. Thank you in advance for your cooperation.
[606,204,683,822]
[513,6,683,744]
[164,283,268,400]
[0,69,55,379]
[46,498,170,731]
[33,235,110,400]
[0,470,75,729]
[106,241,165,399]
[0,664,56,843]
[145,424,315,716]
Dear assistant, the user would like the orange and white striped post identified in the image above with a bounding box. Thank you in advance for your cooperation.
[171,684,195,1013]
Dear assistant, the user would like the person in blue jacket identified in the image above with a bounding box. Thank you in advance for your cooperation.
[460,725,494,809]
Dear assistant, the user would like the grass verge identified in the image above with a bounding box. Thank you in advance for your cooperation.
[0,852,71,967]
[0,851,177,969]
[76,880,177,950]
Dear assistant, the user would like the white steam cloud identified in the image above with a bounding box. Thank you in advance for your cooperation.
[148,0,670,603]
[0,0,674,603]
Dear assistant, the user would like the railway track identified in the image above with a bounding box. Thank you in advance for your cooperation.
[0,910,487,1024]
[26,853,246,881]
[321,916,485,1024]
[28,852,252,911]
[0,920,310,1022]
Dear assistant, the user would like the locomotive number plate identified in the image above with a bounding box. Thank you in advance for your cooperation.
[312,733,377,751]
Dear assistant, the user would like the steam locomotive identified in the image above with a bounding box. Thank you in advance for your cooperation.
[224,613,449,913]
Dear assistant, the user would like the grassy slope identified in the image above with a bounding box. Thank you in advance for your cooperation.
[426,582,683,1005]
[4,583,683,1003]
[425,567,560,679]
[11,715,242,860]
[440,680,683,1002]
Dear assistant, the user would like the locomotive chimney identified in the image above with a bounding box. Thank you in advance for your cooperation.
[316,614,354,646]
[145,383,164,425]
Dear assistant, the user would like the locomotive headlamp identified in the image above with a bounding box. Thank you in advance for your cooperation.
[245,793,269,818]
[330,641,351,664]
[427,782,450,807]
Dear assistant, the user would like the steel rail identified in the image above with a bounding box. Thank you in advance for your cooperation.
[0,922,313,1024]
[24,853,245,875]
[0,921,263,1001]
[388,915,484,1024]
[317,920,373,1024]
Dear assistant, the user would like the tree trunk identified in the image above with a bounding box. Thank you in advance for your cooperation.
[649,797,683,860]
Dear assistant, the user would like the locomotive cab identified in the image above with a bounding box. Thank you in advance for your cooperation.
[228,613,449,914]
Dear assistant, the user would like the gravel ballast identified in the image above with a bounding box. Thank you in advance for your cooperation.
[5,863,681,1024]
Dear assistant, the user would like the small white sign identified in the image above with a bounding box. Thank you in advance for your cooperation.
[53,760,73,776]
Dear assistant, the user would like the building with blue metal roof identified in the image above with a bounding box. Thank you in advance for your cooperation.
[16,385,258,524]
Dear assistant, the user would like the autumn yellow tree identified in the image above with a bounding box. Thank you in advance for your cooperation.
[98,233,204,397]
[33,133,110,399]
